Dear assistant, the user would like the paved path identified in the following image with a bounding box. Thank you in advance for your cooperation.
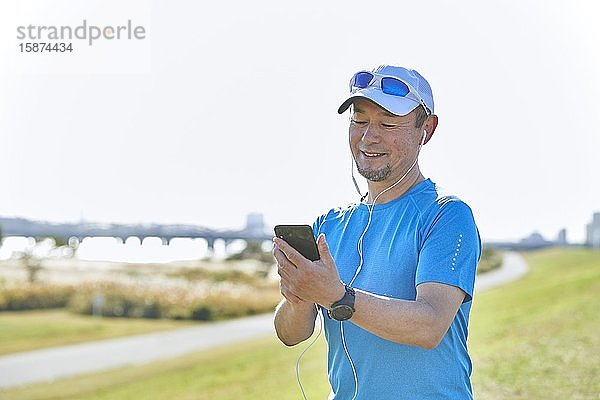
[0,252,528,389]
[0,313,274,389]
[474,251,528,292]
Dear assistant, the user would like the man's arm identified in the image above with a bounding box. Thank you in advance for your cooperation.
[273,243,319,346]
[274,234,465,350]
[351,282,465,349]
[273,298,318,346]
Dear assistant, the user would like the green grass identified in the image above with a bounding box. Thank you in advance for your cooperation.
[0,310,195,355]
[0,334,329,400]
[470,248,600,399]
[1,248,598,399]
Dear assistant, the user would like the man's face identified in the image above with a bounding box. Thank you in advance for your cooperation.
[349,98,423,184]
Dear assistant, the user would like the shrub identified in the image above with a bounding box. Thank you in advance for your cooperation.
[66,282,280,321]
[188,289,280,321]
[0,284,75,311]
[477,247,503,274]
[167,268,259,285]
[68,283,167,319]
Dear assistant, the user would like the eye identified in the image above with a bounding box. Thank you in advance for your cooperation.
[351,118,368,126]
[381,123,398,128]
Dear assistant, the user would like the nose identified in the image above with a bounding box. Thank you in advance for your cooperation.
[361,124,381,144]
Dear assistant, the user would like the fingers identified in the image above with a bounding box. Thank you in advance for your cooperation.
[272,245,289,267]
[273,237,307,269]
[273,239,297,275]
[272,240,296,268]
[274,244,305,303]
[273,244,296,274]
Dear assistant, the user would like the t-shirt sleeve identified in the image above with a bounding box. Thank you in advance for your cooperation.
[312,208,336,239]
[312,216,323,239]
[415,199,481,303]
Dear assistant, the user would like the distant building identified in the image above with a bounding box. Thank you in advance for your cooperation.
[556,228,567,246]
[585,212,600,248]
[245,213,266,235]
[519,231,553,249]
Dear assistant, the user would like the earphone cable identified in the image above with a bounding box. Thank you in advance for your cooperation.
[340,321,359,400]
[349,142,423,286]
[343,139,425,399]
[296,309,324,400]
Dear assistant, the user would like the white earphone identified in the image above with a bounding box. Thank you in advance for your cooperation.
[421,129,428,145]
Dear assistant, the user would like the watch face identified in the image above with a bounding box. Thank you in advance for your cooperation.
[331,305,354,321]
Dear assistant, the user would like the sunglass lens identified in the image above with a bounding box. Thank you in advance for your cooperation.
[353,72,373,89]
[381,77,410,97]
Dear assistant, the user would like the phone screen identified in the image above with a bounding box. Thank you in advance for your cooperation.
[274,224,320,261]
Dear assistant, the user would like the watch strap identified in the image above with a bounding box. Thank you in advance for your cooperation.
[327,284,355,320]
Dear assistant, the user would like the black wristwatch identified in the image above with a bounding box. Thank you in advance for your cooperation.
[328,284,356,321]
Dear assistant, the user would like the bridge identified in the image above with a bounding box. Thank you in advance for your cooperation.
[0,216,273,251]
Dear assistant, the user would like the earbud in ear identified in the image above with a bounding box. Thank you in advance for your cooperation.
[421,130,428,145]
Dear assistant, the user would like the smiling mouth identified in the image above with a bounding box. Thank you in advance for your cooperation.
[361,151,386,158]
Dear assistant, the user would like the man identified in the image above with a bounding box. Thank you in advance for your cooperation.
[273,65,480,399]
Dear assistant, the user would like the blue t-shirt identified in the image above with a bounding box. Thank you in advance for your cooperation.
[313,179,481,400]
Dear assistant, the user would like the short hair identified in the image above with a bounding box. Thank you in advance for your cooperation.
[414,105,429,128]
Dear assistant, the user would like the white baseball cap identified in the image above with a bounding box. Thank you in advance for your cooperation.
[338,65,435,116]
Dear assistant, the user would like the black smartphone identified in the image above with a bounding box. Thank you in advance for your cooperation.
[274,224,320,261]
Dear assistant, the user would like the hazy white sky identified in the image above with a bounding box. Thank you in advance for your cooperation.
[1,0,599,243]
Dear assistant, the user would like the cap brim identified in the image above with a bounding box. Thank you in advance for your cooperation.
[337,87,420,116]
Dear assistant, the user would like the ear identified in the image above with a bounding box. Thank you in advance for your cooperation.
[422,115,438,145]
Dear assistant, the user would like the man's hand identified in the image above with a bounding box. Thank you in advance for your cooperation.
[273,234,345,308]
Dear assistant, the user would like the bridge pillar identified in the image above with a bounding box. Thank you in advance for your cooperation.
[206,238,215,252]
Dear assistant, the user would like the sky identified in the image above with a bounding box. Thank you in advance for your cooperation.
[1,0,599,243]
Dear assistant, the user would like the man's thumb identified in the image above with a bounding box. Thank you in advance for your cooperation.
[317,234,333,263]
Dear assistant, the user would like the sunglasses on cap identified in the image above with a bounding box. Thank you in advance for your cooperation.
[349,71,431,115]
